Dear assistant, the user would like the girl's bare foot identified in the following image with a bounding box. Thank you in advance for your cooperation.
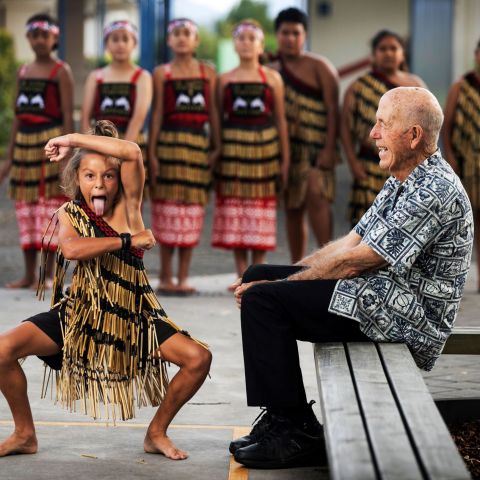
[5,278,36,289]
[158,280,177,296]
[0,432,38,457]
[144,432,188,460]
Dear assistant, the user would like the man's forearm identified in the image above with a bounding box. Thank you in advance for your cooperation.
[289,243,387,281]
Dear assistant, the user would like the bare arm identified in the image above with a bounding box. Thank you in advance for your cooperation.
[316,58,339,169]
[269,68,290,188]
[58,63,74,134]
[45,133,144,208]
[80,71,98,133]
[233,230,385,306]
[57,206,155,260]
[147,66,165,180]
[206,65,221,168]
[296,230,363,267]
[124,69,152,142]
[340,84,367,181]
[288,237,387,281]
[442,81,461,172]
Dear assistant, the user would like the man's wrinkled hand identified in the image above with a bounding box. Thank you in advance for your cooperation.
[233,280,270,308]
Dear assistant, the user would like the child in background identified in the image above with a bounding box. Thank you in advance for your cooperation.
[81,20,151,191]
[212,20,289,278]
[149,18,220,295]
[0,13,74,288]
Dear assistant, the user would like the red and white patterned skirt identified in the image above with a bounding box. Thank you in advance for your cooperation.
[151,200,205,247]
[212,195,276,251]
[15,197,65,251]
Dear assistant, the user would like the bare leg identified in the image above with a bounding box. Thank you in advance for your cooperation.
[252,249,266,266]
[6,250,37,289]
[285,206,308,264]
[306,170,332,248]
[159,245,176,292]
[177,247,195,293]
[0,322,60,456]
[144,333,212,460]
[233,249,248,279]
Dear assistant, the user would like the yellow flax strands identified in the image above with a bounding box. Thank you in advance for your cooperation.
[39,201,207,421]
[9,125,64,202]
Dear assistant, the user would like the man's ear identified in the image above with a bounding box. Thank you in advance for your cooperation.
[410,125,423,149]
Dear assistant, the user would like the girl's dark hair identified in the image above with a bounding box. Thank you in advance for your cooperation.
[62,121,119,200]
[476,38,480,50]
[274,7,308,32]
[371,29,405,52]
[26,13,60,51]
[26,13,58,26]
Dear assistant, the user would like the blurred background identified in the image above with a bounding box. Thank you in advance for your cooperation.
[0,0,479,279]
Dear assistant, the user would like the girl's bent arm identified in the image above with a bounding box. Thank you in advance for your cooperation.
[124,70,152,142]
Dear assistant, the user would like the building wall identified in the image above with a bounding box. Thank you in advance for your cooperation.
[452,0,480,80]
[308,0,410,93]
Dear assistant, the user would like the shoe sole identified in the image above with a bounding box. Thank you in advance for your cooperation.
[234,446,325,469]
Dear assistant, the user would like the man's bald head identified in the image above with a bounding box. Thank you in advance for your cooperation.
[381,87,444,150]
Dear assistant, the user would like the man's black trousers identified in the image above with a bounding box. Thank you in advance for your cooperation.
[241,264,369,408]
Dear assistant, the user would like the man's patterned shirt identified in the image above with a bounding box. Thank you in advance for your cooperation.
[329,151,473,370]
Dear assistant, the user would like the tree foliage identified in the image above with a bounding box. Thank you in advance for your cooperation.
[216,0,274,38]
[0,30,17,157]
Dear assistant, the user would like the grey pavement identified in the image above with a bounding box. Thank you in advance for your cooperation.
[0,162,479,479]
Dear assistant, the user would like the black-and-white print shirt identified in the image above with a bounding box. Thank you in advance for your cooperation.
[329,151,473,370]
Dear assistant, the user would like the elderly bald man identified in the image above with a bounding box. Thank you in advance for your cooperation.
[230,87,474,469]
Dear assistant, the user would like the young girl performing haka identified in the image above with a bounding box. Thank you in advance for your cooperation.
[212,20,289,277]
[0,13,74,288]
[81,20,151,180]
[149,18,220,295]
[0,121,211,460]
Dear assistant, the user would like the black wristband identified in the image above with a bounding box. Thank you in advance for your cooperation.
[120,233,132,251]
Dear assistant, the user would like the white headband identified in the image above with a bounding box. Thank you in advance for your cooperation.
[26,21,59,36]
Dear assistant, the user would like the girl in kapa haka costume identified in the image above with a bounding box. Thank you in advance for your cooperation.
[341,30,425,227]
[443,40,480,291]
[81,20,151,188]
[0,121,211,460]
[149,18,220,295]
[212,20,289,278]
[0,13,74,288]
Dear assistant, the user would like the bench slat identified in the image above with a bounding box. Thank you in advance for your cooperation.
[314,343,376,480]
[347,343,423,479]
[378,343,470,480]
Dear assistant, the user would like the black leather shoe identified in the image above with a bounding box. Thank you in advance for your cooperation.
[229,408,273,454]
[234,416,326,469]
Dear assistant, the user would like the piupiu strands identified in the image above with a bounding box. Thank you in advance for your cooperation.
[9,125,64,202]
[451,72,480,209]
[152,127,210,204]
[38,200,207,421]
[347,71,395,224]
[216,124,280,198]
[281,69,335,208]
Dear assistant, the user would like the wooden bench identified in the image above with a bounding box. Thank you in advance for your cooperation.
[314,338,474,479]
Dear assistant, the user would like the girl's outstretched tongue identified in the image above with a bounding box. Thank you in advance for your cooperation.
[92,197,106,216]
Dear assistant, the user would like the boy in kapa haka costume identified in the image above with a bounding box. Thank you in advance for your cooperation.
[0,121,211,460]
[341,30,425,227]
[443,39,480,290]
[149,18,220,295]
[81,20,151,189]
[0,14,74,288]
[212,20,289,278]
[269,8,338,264]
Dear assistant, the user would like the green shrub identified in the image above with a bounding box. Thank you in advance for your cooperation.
[0,29,16,158]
